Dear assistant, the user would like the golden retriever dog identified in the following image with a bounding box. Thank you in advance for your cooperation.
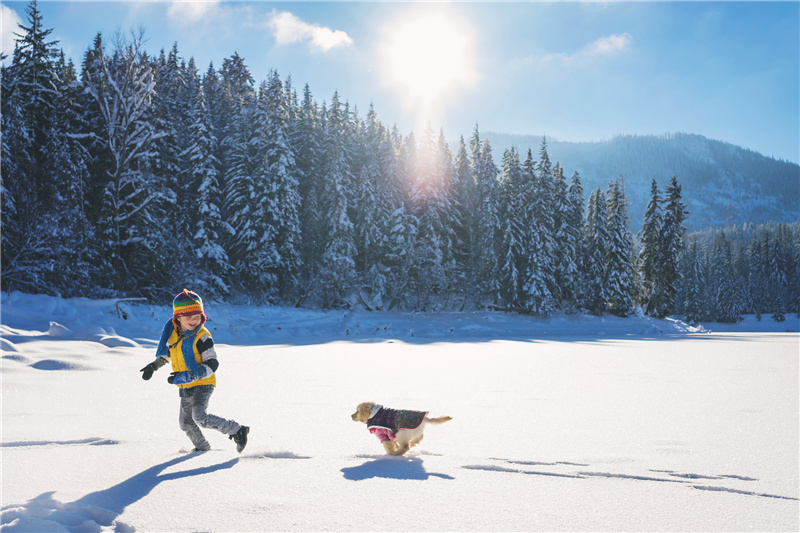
[351,401,452,456]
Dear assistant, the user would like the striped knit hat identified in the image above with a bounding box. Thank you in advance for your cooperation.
[173,289,205,320]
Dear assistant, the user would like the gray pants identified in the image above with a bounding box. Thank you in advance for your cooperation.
[178,385,241,450]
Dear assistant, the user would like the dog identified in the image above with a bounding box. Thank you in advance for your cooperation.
[351,401,452,456]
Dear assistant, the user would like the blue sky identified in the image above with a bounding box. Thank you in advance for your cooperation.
[2,1,798,164]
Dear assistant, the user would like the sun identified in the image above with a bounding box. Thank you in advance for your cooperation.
[378,7,478,132]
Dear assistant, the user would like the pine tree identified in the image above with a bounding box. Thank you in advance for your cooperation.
[681,237,706,324]
[261,70,302,300]
[652,176,689,317]
[407,127,448,309]
[227,79,284,300]
[450,135,474,307]
[144,45,187,291]
[0,0,75,294]
[79,33,112,227]
[474,137,501,305]
[498,147,526,309]
[710,231,742,323]
[520,141,557,315]
[564,171,586,308]
[220,56,264,297]
[533,139,558,302]
[151,44,186,214]
[39,53,96,294]
[583,187,609,315]
[376,125,412,310]
[437,130,460,304]
[553,165,582,308]
[522,211,554,315]
[605,178,636,316]
[201,62,228,204]
[768,224,790,321]
[318,92,357,307]
[183,62,232,298]
[6,0,60,204]
[293,83,325,302]
[352,104,383,305]
[638,179,662,313]
[747,231,769,319]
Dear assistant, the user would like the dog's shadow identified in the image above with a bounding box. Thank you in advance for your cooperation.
[341,455,454,481]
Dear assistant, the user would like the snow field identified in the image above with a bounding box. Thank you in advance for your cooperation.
[1,292,798,532]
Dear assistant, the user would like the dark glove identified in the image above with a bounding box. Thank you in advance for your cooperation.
[140,362,158,381]
[167,372,177,384]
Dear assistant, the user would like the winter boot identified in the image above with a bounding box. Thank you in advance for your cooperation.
[230,425,249,453]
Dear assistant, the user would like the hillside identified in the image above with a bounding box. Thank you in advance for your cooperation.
[483,132,800,231]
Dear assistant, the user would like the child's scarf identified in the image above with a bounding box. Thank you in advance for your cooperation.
[155,319,203,378]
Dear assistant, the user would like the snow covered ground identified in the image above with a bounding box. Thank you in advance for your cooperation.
[1,291,798,532]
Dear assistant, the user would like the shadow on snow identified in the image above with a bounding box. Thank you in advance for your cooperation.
[341,455,454,481]
[0,454,238,532]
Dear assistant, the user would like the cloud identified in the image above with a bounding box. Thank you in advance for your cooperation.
[514,32,633,69]
[167,0,221,26]
[267,10,353,52]
[583,33,633,56]
[1,4,23,62]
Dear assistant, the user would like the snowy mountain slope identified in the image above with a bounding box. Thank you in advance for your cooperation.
[1,293,798,532]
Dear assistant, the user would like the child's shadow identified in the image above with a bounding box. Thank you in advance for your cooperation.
[76,453,239,514]
[3,454,238,531]
[341,456,454,481]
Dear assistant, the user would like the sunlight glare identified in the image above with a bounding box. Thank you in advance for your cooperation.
[378,8,478,132]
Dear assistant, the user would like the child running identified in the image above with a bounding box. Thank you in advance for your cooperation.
[140,289,249,453]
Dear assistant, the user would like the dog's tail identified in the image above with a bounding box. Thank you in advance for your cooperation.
[426,415,452,425]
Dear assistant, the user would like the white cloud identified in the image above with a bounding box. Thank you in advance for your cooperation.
[267,10,352,52]
[167,1,221,26]
[1,4,23,62]
[583,33,633,57]
[515,32,633,69]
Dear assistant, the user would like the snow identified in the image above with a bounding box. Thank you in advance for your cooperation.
[1,290,798,532]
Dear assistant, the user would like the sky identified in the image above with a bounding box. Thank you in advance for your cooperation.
[2,1,798,164]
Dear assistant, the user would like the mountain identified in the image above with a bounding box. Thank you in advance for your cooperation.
[483,132,800,231]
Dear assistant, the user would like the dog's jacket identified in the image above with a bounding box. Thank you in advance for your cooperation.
[367,405,428,443]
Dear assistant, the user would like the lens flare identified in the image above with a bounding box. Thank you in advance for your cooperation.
[378,7,478,133]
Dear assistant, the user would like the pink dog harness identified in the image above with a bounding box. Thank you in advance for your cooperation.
[367,406,428,443]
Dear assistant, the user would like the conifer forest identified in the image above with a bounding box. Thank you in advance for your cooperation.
[2,1,798,323]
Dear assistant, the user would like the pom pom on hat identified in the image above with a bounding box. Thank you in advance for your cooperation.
[173,289,205,319]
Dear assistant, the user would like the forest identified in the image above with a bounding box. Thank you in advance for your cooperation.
[2,1,798,322]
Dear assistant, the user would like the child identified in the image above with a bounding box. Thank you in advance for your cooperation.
[140,289,249,453]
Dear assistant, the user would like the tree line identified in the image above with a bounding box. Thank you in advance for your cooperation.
[2,1,797,322]
[676,223,799,323]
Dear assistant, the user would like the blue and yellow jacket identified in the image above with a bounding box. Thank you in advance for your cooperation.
[149,319,218,388]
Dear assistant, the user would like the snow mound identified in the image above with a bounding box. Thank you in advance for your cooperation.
[95,335,140,348]
[73,325,111,340]
[41,321,140,348]
[30,360,93,371]
[1,336,19,353]
[47,322,72,338]
[2,354,29,365]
